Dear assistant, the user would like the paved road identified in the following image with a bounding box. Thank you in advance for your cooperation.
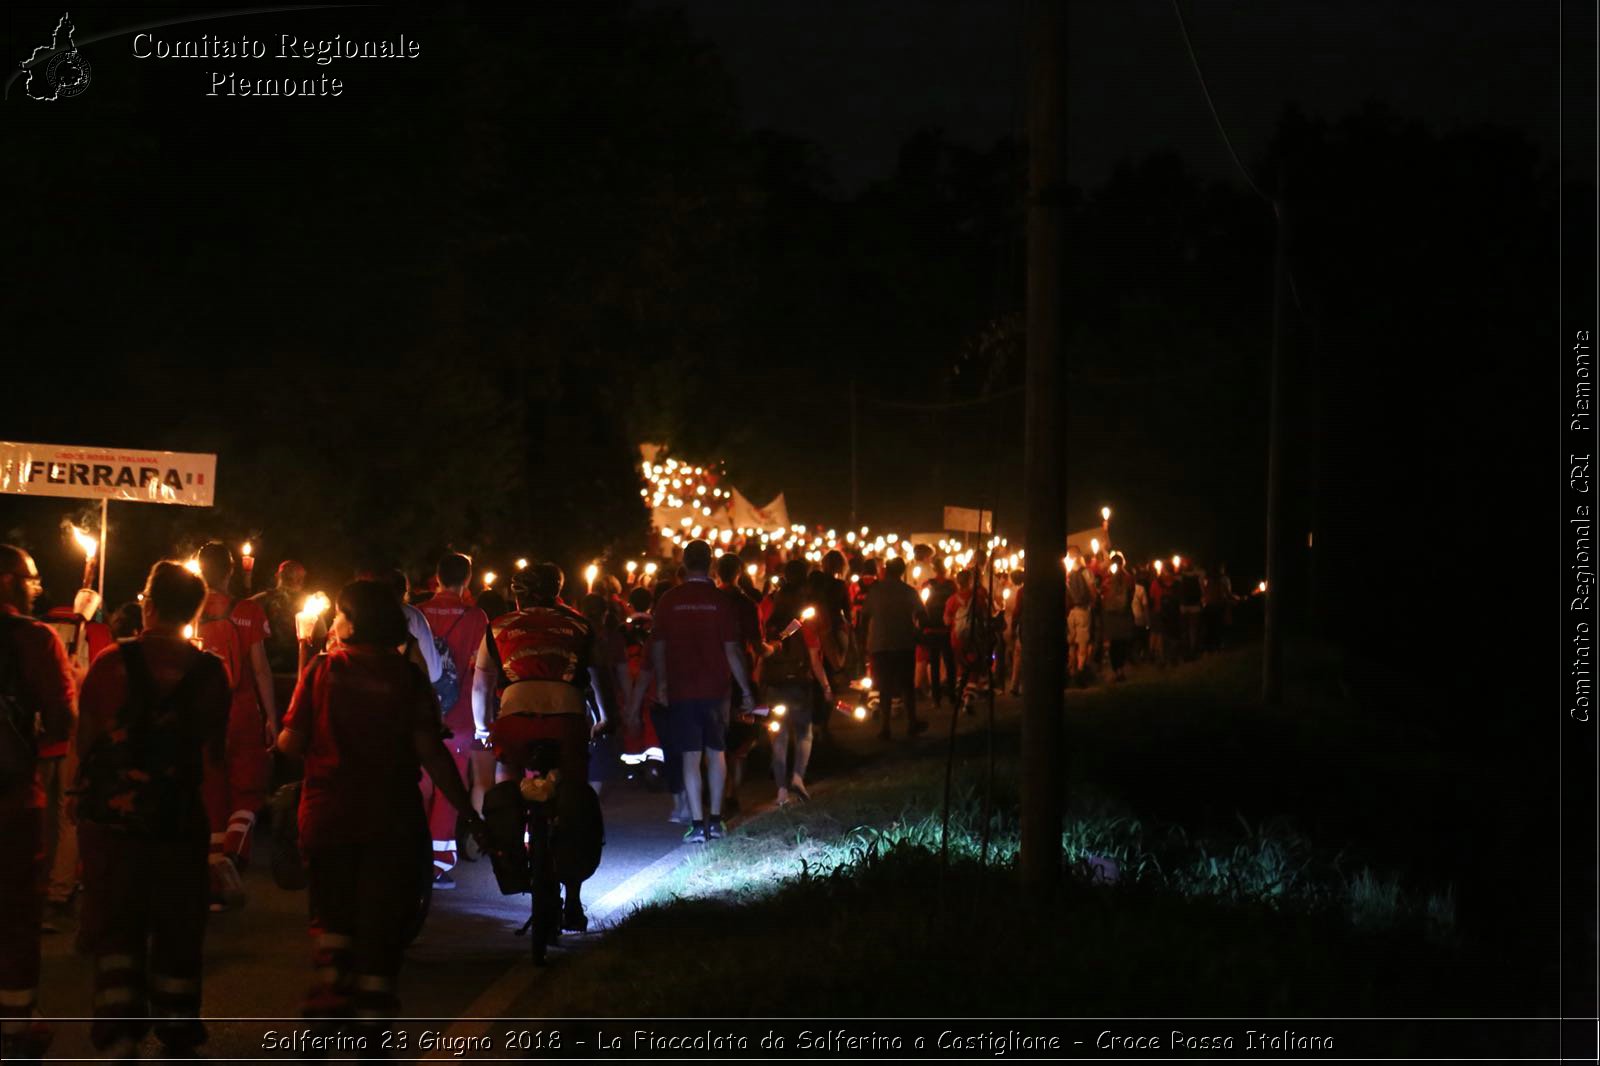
[35,769,694,1060]
[34,692,990,1060]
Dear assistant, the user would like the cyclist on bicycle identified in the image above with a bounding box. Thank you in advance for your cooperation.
[471,562,612,933]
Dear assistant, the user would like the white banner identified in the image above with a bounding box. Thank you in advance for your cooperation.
[0,440,217,507]
[942,505,993,534]
[1069,525,1109,553]
[727,489,790,533]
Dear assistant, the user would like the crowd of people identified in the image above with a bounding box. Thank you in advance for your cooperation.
[0,528,1245,1058]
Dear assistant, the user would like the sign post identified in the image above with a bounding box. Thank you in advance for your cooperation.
[98,496,108,602]
[942,505,993,536]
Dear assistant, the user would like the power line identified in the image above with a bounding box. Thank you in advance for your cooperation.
[1170,0,1270,205]
[1170,0,1304,315]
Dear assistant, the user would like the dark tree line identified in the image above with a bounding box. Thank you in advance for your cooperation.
[3,7,1559,733]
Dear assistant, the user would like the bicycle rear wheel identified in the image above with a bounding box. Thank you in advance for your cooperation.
[528,803,559,964]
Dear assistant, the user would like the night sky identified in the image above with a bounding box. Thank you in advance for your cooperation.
[661,0,1558,190]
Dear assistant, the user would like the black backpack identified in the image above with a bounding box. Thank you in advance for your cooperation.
[763,595,812,685]
[78,642,213,835]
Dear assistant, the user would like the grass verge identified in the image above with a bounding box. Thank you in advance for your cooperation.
[531,643,1551,1016]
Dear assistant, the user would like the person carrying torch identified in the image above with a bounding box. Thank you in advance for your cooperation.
[250,560,313,679]
[758,561,833,806]
[37,529,111,936]
[192,542,277,912]
[860,557,930,740]
[0,546,76,1061]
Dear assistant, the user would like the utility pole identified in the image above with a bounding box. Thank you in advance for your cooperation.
[1261,175,1290,706]
[1020,0,1067,897]
[849,375,860,530]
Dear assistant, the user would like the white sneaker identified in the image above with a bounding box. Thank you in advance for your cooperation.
[209,856,245,910]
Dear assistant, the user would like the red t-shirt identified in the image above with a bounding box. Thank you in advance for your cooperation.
[945,587,992,641]
[283,646,437,851]
[721,585,761,663]
[417,590,489,730]
[651,577,739,702]
[197,591,269,713]
[0,606,76,812]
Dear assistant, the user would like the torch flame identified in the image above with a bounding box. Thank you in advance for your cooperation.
[184,558,201,576]
[483,571,497,588]
[801,606,816,621]
[294,592,330,642]
[1101,506,1112,522]
[515,558,529,571]
[69,524,98,560]
[241,541,253,558]
[853,705,868,721]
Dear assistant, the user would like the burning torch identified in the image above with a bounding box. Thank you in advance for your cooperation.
[69,523,98,590]
[296,591,330,675]
[776,606,816,641]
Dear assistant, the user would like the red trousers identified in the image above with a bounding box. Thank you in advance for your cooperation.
[0,808,44,1038]
[202,699,268,866]
[420,742,471,872]
[77,822,209,1050]
[303,835,426,1021]
[490,713,589,782]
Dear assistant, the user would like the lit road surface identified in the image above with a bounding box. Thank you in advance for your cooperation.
[35,773,691,1060]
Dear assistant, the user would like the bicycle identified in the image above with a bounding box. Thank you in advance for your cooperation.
[482,738,604,966]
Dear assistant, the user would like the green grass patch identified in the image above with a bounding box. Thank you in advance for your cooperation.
[534,641,1550,1015]
[549,844,1507,1017]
